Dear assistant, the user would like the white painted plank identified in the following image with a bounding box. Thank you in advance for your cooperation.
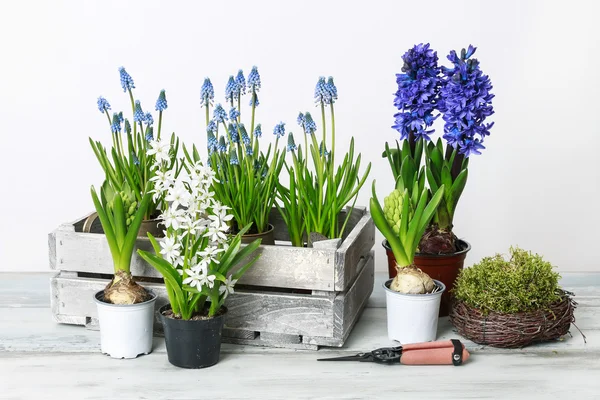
[1,350,599,400]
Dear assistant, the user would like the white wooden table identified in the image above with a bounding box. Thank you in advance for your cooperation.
[1,272,598,399]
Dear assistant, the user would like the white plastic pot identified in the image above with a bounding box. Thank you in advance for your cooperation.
[383,279,445,344]
[94,290,157,359]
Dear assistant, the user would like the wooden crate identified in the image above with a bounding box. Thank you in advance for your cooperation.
[49,207,375,349]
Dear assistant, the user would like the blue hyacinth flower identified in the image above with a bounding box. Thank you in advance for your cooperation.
[201,78,215,108]
[247,66,261,92]
[119,67,135,92]
[218,136,227,152]
[145,113,154,126]
[213,104,228,123]
[97,96,111,113]
[124,119,131,134]
[207,131,218,153]
[254,123,262,138]
[287,133,297,152]
[206,119,217,134]
[225,76,240,104]
[314,77,331,105]
[229,107,240,121]
[155,89,168,112]
[133,100,145,123]
[273,122,286,138]
[146,127,154,141]
[326,77,338,103]
[111,113,121,133]
[229,151,239,165]
[236,70,246,95]
[303,112,317,134]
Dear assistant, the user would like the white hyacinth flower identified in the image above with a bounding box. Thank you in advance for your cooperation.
[160,236,181,262]
[219,276,238,299]
[147,139,171,164]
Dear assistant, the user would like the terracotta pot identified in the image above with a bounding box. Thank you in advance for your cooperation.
[241,223,275,246]
[383,239,471,317]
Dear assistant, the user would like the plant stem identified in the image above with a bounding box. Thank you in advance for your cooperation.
[157,111,163,140]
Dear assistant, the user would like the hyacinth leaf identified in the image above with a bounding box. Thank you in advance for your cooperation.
[426,166,439,193]
[399,188,410,244]
[406,188,430,254]
[429,144,443,176]
[400,155,417,193]
[90,186,119,264]
[119,189,152,272]
[414,138,424,166]
[448,169,468,216]
[417,185,445,240]
[112,191,127,248]
[441,165,453,194]
[137,250,186,313]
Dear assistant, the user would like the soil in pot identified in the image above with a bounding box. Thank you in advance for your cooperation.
[159,304,227,369]
[383,240,470,317]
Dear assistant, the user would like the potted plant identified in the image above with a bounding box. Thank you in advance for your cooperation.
[90,179,157,358]
[137,140,262,368]
[369,164,446,343]
[449,247,579,348]
[384,44,495,315]
[185,67,285,244]
[277,76,371,246]
[92,67,180,237]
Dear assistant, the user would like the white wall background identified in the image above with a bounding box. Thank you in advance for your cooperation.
[1,0,599,272]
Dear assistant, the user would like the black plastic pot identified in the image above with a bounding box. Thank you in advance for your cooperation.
[159,304,226,369]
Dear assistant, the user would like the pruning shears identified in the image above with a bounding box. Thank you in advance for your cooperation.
[317,339,470,366]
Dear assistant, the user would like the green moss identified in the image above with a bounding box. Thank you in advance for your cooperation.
[453,247,561,314]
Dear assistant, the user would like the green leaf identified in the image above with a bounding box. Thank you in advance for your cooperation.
[370,181,409,266]
[137,250,186,312]
[447,169,468,217]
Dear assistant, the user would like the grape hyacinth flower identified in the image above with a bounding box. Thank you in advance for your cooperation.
[206,119,217,134]
[297,112,305,130]
[124,119,131,134]
[392,43,441,141]
[326,77,338,103]
[249,93,260,107]
[200,78,215,108]
[118,112,124,123]
[235,70,246,95]
[213,104,228,123]
[132,152,140,165]
[229,123,239,143]
[225,76,240,104]
[111,112,121,133]
[438,45,494,157]
[319,142,329,157]
[254,123,262,138]
[287,133,297,152]
[229,151,239,165]
[247,66,261,92]
[218,136,227,152]
[303,112,317,134]
[246,147,254,156]
[155,89,168,112]
[134,100,145,123]
[145,113,154,126]
[240,125,251,146]
[146,127,154,141]
[119,67,135,92]
[273,122,286,138]
[314,77,331,105]
[229,107,240,121]
[97,96,111,113]
[207,131,218,154]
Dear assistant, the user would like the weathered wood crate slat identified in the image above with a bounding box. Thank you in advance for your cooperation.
[50,253,374,350]
[49,206,375,349]
[50,207,374,292]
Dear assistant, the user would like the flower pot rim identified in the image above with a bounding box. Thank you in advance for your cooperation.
[382,239,471,258]
[158,303,228,321]
[383,278,446,298]
[238,223,275,238]
[94,290,157,308]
